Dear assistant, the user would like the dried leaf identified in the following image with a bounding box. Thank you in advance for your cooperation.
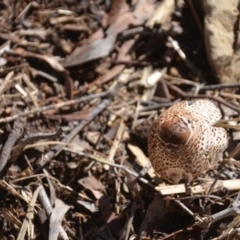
[98,196,123,238]
[78,176,105,191]
[78,176,122,237]
[64,35,116,67]
[64,0,155,67]
[106,0,129,26]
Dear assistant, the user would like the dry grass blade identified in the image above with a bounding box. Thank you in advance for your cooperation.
[0,180,32,205]
[17,185,41,240]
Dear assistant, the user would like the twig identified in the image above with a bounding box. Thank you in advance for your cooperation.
[38,185,68,239]
[0,63,29,77]
[63,147,155,188]
[0,117,26,177]
[105,120,125,170]
[16,1,39,28]
[146,0,175,27]
[120,23,182,39]
[0,71,14,95]
[9,129,62,164]
[201,168,226,208]
[167,83,240,113]
[164,74,199,87]
[219,91,240,101]
[10,173,91,201]
[37,99,110,169]
[30,67,58,83]
[156,179,240,195]
[200,82,240,91]
[176,195,222,201]
[127,144,156,179]
[174,199,205,224]
[35,82,122,170]
[207,191,240,225]
[140,101,174,112]
[0,90,109,123]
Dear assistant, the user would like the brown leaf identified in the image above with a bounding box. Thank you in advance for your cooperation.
[106,0,129,26]
[64,35,116,67]
[98,195,123,238]
[81,39,134,90]
[78,176,122,237]
[139,197,167,237]
[78,176,105,191]
[64,0,155,67]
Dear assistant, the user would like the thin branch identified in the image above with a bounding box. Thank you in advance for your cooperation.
[200,82,240,91]
[0,117,26,177]
[208,191,240,224]
[174,199,205,224]
[35,82,123,171]
[63,147,155,188]
[0,91,109,123]
[167,82,240,113]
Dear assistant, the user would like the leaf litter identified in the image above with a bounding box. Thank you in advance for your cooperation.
[0,0,240,239]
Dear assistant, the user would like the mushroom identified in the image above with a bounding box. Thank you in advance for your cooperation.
[148,100,228,184]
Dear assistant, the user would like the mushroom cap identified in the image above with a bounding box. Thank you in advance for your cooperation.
[148,100,228,184]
